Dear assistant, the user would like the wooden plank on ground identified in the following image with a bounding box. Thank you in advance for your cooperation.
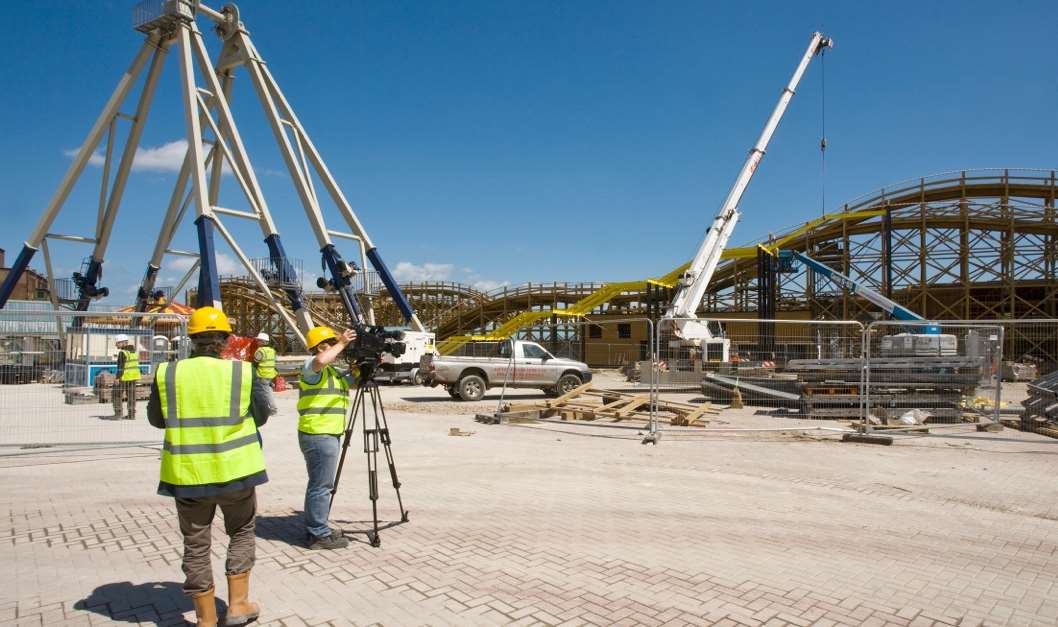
[677,402,716,426]
[546,382,594,408]
[611,394,651,418]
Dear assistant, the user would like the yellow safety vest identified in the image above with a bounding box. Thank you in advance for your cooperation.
[297,365,349,435]
[254,346,277,379]
[156,357,266,487]
[120,348,141,382]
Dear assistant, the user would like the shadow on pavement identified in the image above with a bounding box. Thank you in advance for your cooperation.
[256,511,402,548]
[75,580,209,625]
[254,512,307,546]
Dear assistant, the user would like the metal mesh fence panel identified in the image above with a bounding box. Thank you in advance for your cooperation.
[863,321,1002,431]
[431,319,660,434]
[655,318,865,416]
[0,309,187,446]
[979,319,1058,436]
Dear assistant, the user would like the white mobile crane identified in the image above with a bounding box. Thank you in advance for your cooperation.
[664,32,833,362]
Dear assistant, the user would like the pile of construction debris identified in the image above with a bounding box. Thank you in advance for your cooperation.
[789,356,983,422]
[694,356,986,424]
[1019,370,1058,436]
[487,383,717,427]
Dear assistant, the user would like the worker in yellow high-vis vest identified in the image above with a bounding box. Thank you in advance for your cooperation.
[109,334,140,420]
[147,307,274,627]
[252,332,279,415]
[297,325,357,550]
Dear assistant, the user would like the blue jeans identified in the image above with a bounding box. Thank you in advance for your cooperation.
[298,431,340,539]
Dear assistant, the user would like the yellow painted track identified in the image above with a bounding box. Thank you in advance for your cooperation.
[435,205,899,354]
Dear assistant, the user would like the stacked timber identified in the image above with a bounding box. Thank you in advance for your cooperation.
[787,356,983,422]
[498,383,718,427]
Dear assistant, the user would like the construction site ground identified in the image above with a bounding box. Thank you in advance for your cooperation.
[2,381,1057,626]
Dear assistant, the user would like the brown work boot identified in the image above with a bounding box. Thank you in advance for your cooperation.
[224,571,260,626]
[190,587,218,627]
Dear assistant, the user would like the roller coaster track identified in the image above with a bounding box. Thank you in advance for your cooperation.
[218,169,1058,354]
[434,168,1058,353]
[220,278,349,331]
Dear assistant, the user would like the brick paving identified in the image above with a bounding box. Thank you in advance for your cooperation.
[3,390,1058,626]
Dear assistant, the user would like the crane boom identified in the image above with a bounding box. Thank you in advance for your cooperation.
[667,32,832,346]
[778,250,924,321]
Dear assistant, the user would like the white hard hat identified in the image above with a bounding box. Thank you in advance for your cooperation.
[255,332,270,342]
[115,334,130,344]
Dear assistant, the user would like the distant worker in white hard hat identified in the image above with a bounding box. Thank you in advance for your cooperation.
[108,334,140,420]
[146,306,274,627]
[252,332,278,415]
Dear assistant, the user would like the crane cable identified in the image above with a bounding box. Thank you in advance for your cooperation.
[819,44,827,217]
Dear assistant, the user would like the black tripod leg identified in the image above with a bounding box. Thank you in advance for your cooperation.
[373,383,409,522]
[364,381,382,547]
[330,383,364,510]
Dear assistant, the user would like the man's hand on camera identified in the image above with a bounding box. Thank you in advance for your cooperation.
[312,329,356,372]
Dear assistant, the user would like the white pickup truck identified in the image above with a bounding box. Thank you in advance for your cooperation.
[419,339,592,401]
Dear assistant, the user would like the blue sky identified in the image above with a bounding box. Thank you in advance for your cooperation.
[1,0,1056,303]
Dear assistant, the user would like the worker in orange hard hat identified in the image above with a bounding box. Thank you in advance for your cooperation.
[146,306,275,627]
[297,325,357,550]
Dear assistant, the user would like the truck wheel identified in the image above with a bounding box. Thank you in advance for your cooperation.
[412,369,424,386]
[555,373,582,396]
[458,374,486,401]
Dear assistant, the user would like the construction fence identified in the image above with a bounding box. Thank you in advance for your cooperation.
[4,307,1058,445]
[471,319,665,436]
[642,317,1058,437]
[0,309,188,446]
[458,316,1058,439]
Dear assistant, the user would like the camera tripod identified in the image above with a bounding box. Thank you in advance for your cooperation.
[330,362,409,547]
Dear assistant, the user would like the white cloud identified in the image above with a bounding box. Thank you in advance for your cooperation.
[64,139,233,175]
[166,256,199,272]
[393,261,454,282]
[161,252,242,278]
[391,260,508,293]
[470,279,510,292]
[132,140,193,173]
[215,252,242,276]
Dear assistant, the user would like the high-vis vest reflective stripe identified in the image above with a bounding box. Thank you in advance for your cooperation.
[120,349,141,382]
[254,346,277,379]
[297,365,349,435]
[157,358,265,487]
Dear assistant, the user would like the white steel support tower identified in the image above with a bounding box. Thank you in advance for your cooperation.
[664,32,832,358]
[0,0,425,343]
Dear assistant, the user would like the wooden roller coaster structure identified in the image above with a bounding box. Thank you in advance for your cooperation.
[218,168,1058,362]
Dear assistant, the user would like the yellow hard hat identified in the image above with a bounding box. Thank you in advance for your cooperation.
[306,325,338,350]
[188,306,233,335]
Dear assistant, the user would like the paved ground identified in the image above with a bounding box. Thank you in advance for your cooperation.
[3,382,1058,626]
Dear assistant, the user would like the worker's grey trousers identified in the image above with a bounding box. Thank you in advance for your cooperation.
[252,376,278,416]
[175,487,257,594]
[111,380,136,418]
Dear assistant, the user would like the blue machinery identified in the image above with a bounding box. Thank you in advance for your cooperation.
[776,249,940,333]
[0,1,424,343]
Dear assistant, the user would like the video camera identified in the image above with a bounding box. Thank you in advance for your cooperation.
[343,325,406,367]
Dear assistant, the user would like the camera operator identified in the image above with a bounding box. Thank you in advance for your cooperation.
[297,325,357,550]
